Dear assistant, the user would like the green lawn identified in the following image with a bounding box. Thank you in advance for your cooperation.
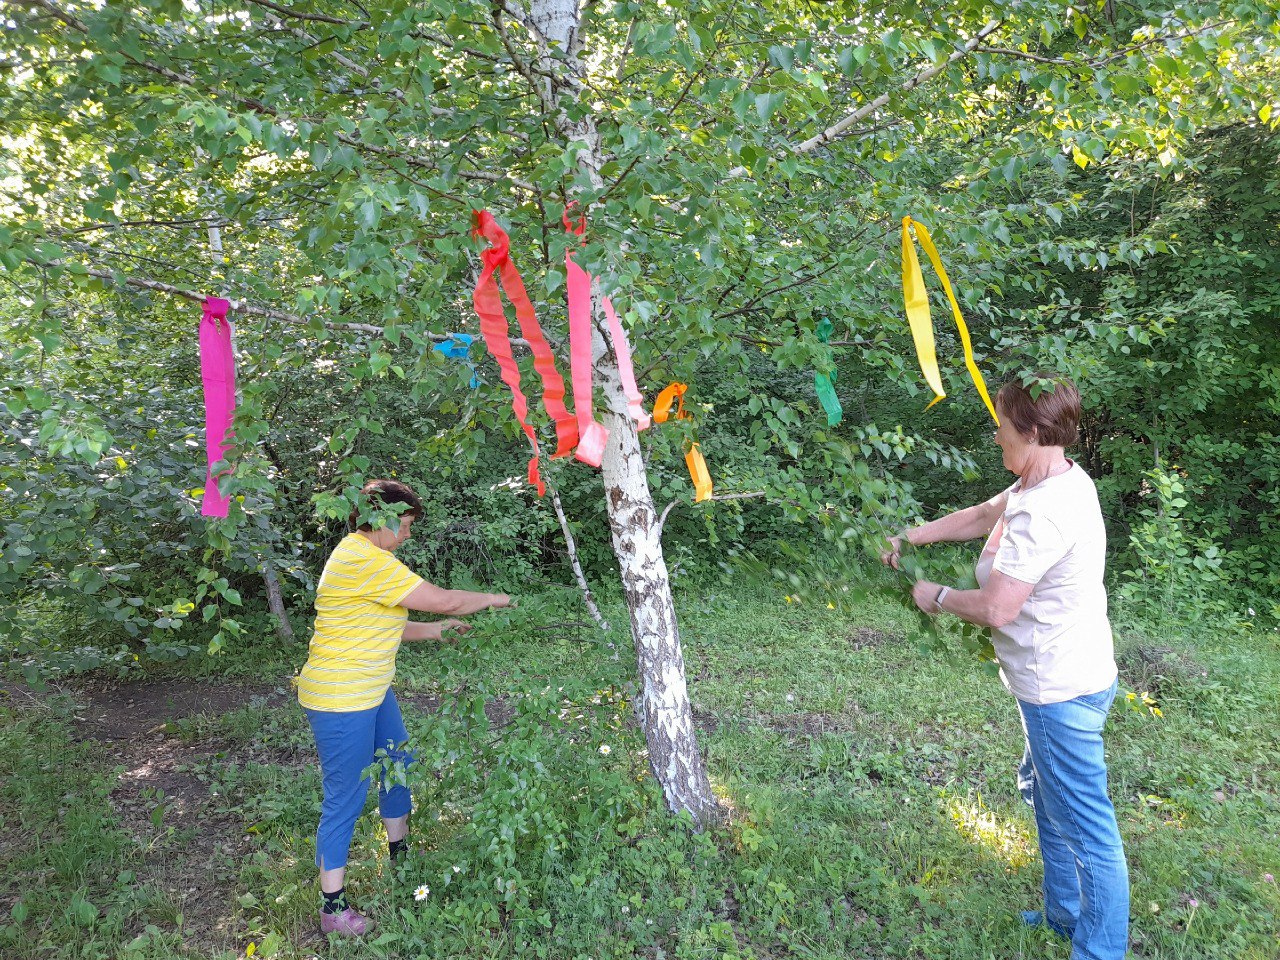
[2,581,1277,959]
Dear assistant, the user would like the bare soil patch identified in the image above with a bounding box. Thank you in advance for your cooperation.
[1116,643,1208,700]
[70,678,291,741]
[4,676,303,952]
[399,688,516,729]
[91,681,301,951]
[692,700,864,739]
[846,627,898,651]
[4,677,522,950]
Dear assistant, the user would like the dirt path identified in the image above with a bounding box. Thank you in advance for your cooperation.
[3,678,302,951]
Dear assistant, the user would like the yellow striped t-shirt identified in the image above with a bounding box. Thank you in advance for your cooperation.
[297,533,424,712]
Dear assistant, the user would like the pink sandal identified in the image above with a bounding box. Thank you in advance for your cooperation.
[319,906,372,937]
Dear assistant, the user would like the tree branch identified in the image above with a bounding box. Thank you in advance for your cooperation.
[713,269,829,322]
[614,17,637,81]
[725,19,1003,178]
[68,265,532,346]
[976,21,1235,70]
[657,491,766,535]
[242,0,359,26]
[974,45,1065,65]
[550,489,610,632]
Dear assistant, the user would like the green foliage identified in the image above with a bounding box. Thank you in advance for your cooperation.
[1119,467,1228,620]
[2,0,1278,678]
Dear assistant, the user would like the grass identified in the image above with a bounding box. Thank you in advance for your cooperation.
[1,577,1277,959]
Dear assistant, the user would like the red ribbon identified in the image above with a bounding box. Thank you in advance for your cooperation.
[563,208,649,468]
[472,210,577,495]
[603,287,651,433]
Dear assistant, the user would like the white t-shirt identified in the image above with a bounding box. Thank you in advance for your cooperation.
[975,462,1117,705]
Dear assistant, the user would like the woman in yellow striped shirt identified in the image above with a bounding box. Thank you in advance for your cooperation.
[299,478,511,937]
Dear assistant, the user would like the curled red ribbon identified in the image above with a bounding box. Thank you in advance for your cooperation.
[472,210,577,495]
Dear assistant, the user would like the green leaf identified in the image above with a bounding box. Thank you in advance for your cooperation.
[358,199,382,230]
[755,92,784,123]
[768,45,794,72]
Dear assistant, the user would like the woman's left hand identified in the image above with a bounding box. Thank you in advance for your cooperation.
[911,580,942,615]
[437,618,472,642]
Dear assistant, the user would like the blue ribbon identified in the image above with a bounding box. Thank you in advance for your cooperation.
[434,333,481,388]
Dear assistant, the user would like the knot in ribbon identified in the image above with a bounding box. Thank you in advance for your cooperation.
[653,382,688,423]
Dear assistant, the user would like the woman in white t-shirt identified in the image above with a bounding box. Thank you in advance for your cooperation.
[881,376,1128,960]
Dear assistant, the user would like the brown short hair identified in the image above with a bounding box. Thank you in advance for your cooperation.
[349,478,424,531]
[996,374,1080,447]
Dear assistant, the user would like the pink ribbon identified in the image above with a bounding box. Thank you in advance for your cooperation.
[564,209,649,468]
[199,296,235,517]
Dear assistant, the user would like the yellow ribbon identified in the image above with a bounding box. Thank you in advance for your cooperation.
[901,216,999,425]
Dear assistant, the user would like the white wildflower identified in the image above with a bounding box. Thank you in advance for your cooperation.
[414,884,430,902]
[599,744,611,755]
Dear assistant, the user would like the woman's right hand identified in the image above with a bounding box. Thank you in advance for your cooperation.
[490,593,513,609]
[880,535,904,570]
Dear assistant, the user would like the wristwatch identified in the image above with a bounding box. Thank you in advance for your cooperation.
[934,585,950,613]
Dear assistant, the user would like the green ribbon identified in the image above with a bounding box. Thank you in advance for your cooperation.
[814,318,843,427]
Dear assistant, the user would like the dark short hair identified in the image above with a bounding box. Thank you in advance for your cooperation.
[995,374,1080,448]
[350,479,424,532]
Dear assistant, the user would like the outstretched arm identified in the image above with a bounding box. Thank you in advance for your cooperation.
[400,581,511,616]
[402,618,472,643]
[881,489,1008,568]
[911,571,1034,628]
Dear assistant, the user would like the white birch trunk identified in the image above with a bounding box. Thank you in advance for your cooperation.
[592,335,721,828]
[525,0,720,828]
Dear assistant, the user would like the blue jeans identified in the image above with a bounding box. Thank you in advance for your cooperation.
[1017,680,1129,960]
[305,688,414,870]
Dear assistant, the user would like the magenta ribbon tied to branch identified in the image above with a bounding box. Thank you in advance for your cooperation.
[199,296,236,517]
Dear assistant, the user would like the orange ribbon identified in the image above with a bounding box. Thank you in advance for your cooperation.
[685,443,713,503]
[652,382,712,501]
[653,382,688,423]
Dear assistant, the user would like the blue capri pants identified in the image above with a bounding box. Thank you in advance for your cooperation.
[304,687,414,870]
